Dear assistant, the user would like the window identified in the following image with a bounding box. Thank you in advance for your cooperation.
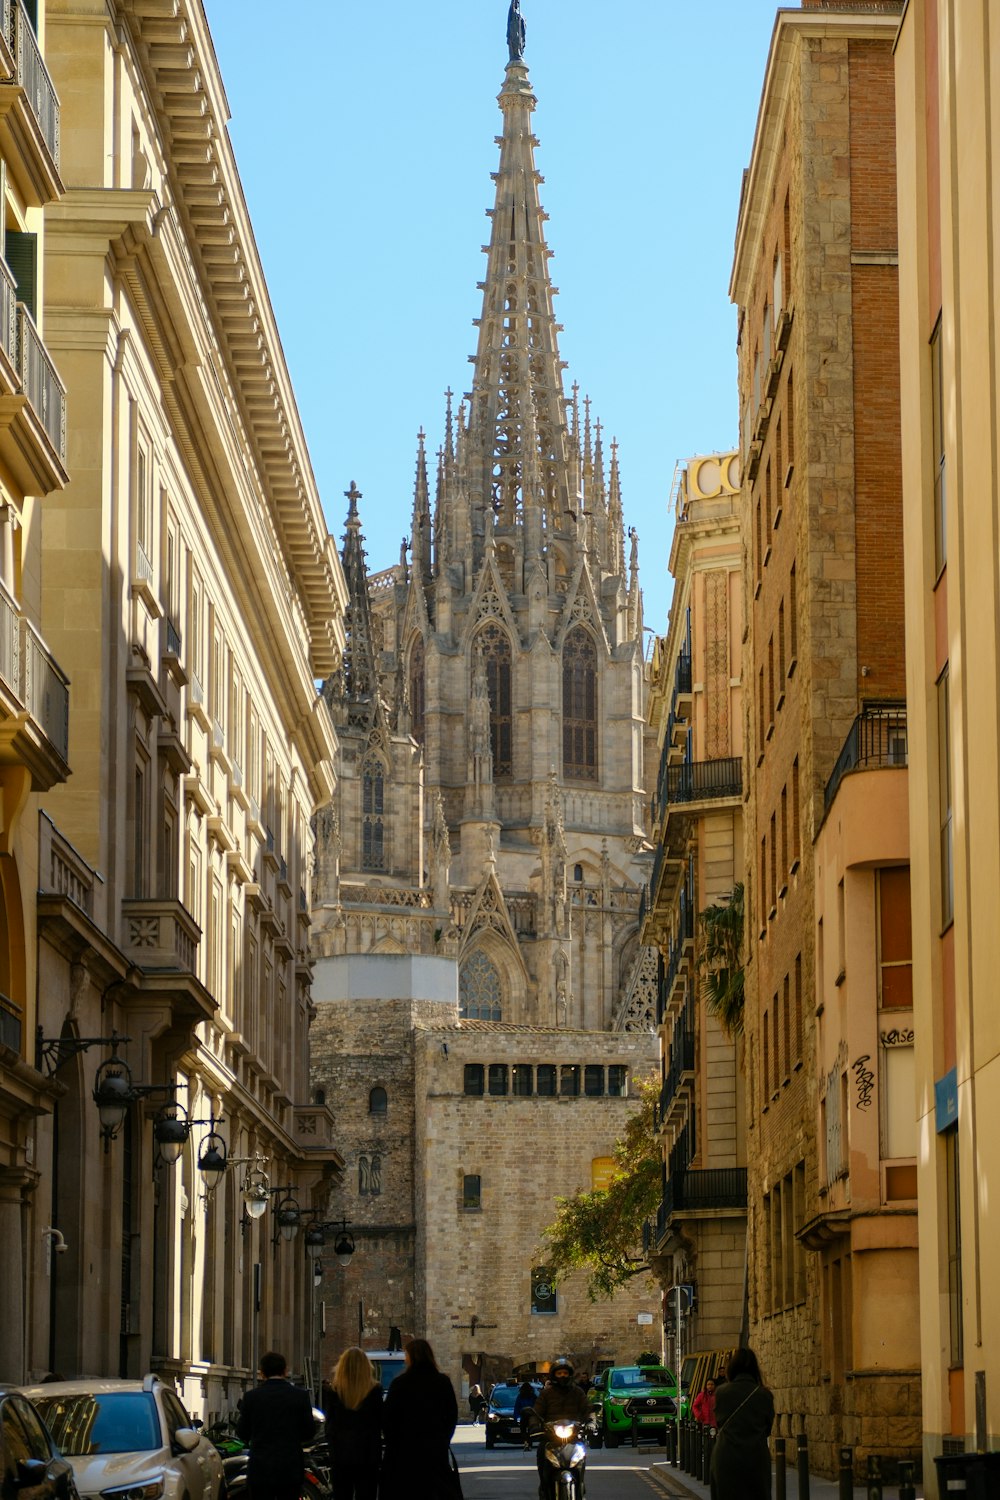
[6,228,37,321]
[788,562,798,668]
[132,755,147,898]
[938,670,954,927]
[794,953,803,1064]
[560,1065,581,1097]
[765,460,772,539]
[464,1064,484,1097]
[574,863,584,882]
[531,1267,557,1316]
[512,1064,533,1096]
[780,786,788,888]
[782,975,791,1082]
[931,318,947,573]
[536,1064,557,1097]
[877,867,913,1008]
[362,755,386,871]
[463,1174,481,1210]
[409,635,425,743]
[584,1065,604,1097]
[488,1063,508,1097]
[791,757,800,868]
[476,622,512,777]
[135,443,153,575]
[369,1087,388,1115]
[563,627,598,780]
[785,367,795,479]
[459,950,503,1021]
[607,1065,626,1097]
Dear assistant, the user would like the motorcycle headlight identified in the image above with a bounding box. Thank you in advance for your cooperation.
[100,1479,165,1500]
[552,1424,574,1441]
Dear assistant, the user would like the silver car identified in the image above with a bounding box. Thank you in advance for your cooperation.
[20,1376,223,1500]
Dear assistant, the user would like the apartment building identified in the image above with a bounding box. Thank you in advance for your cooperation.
[0,0,70,1384]
[0,0,348,1408]
[895,0,1000,1482]
[730,1,920,1476]
[641,451,747,1359]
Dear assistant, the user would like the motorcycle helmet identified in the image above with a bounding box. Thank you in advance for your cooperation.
[551,1357,575,1381]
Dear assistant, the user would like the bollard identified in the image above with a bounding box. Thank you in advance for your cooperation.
[839,1445,854,1500]
[797,1432,811,1500]
[705,1426,715,1486]
[679,1419,686,1470]
[866,1453,883,1500]
[774,1436,786,1500]
[898,1459,916,1500]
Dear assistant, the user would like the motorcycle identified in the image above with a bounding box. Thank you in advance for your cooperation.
[537,1419,590,1499]
[211,1408,331,1500]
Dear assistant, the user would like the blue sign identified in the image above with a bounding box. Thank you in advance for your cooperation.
[935,1068,958,1132]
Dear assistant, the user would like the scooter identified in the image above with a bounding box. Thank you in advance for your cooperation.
[212,1408,331,1500]
[537,1419,589,1499]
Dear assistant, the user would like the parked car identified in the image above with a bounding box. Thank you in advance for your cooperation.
[363,1352,407,1392]
[21,1375,223,1500]
[0,1385,79,1500]
[587,1364,678,1447]
[484,1380,542,1449]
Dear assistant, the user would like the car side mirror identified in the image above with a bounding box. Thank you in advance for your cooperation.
[189,1418,203,1430]
[16,1460,49,1489]
[173,1428,201,1454]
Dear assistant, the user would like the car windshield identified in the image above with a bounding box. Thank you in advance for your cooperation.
[369,1360,405,1393]
[609,1367,675,1393]
[31,1393,161,1456]
[489,1387,517,1410]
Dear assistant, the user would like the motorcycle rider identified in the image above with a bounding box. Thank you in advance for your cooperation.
[529,1358,592,1496]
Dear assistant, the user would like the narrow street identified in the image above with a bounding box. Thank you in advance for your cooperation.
[451,1424,668,1499]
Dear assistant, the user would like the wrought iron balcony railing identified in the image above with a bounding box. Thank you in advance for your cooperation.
[9,0,60,168]
[0,580,69,760]
[824,701,907,813]
[17,304,66,461]
[660,1167,748,1226]
[659,1032,695,1118]
[665,756,743,806]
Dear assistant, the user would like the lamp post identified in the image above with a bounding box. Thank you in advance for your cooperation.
[302,1219,356,1400]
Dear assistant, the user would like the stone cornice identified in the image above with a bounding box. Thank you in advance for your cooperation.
[115,0,348,676]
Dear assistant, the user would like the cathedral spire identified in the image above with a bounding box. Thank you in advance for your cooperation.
[411,427,432,585]
[464,5,575,579]
[608,438,626,576]
[340,481,378,701]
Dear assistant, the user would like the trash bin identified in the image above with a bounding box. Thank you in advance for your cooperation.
[934,1451,1000,1499]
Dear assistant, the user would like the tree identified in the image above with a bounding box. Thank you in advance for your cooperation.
[541,1075,662,1300]
[699,882,745,1039]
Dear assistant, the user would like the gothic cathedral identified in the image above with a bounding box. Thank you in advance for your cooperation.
[309,11,660,1384]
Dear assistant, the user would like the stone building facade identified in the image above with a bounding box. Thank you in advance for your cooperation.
[642,452,747,1363]
[730,1,919,1478]
[309,22,658,1390]
[0,0,348,1409]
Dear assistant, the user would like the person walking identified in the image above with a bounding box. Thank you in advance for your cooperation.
[709,1349,775,1500]
[322,1347,383,1500]
[513,1379,537,1450]
[236,1351,317,1500]
[692,1377,717,1426]
[468,1383,487,1425]
[380,1338,458,1500]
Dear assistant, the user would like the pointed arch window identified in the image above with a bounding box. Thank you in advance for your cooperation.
[563,627,598,780]
[459,949,503,1021]
[409,636,425,744]
[476,622,513,778]
[362,755,386,870]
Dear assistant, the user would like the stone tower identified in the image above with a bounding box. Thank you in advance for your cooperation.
[311,7,659,1387]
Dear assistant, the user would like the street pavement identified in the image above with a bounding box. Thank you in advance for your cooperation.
[451,1423,926,1499]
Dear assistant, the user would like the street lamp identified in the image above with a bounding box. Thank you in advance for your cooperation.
[272,1195,303,1245]
[197,1128,228,1192]
[302,1218,356,1267]
[153,1102,191,1166]
[92,1051,134,1145]
[243,1162,271,1219]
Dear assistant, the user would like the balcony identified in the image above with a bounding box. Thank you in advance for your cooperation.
[0,0,60,207]
[658,1032,695,1120]
[0,579,69,787]
[0,991,21,1053]
[824,702,907,813]
[121,898,200,973]
[660,1167,749,1226]
[665,756,743,806]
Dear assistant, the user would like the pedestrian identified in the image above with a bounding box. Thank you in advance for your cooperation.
[236,1351,316,1500]
[381,1337,459,1500]
[468,1383,487,1424]
[692,1377,717,1426]
[529,1358,591,1491]
[513,1379,537,1449]
[709,1348,775,1500]
[322,1347,383,1500]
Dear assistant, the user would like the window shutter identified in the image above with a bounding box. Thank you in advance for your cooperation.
[6,230,36,321]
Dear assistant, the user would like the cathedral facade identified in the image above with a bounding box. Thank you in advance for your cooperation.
[310,15,659,1389]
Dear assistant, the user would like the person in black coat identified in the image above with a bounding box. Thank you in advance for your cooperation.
[236,1351,317,1500]
[380,1338,458,1500]
[709,1347,776,1500]
[322,1347,383,1500]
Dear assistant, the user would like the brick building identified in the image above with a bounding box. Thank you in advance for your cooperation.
[730,1,920,1477]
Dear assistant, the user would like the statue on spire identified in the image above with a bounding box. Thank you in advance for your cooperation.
[507,0,525,62]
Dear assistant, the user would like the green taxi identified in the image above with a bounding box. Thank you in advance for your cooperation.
[588,1363,678,1447]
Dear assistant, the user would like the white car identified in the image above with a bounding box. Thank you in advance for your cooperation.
[20,1376,223,1500]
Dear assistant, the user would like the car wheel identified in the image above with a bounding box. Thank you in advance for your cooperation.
[604,1430,620,1448]
[588,1429,602,1449]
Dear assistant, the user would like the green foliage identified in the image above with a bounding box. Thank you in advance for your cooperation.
[698,882,746,1039]
[542,1075,662,1300]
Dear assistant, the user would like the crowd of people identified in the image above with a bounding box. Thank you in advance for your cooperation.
[234,1341,775,1500]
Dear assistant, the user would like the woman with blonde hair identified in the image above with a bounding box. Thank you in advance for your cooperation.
[322,1347,383,1500]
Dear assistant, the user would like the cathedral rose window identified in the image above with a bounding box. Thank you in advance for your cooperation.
[563,627,598,780]
[459,949,503,1021]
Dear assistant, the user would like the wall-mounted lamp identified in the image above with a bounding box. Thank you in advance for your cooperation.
[302,1217,356,1268]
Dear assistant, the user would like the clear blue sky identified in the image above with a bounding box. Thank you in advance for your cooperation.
[203,1,776,636]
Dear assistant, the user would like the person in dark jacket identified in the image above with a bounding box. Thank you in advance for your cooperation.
[529,1359,591,1493]
[709,1348,775,1500]
[513,1380,538,1449]
[380,1338,458,1500]
[322,1347,383,1500]
[236,1351,316,1500]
